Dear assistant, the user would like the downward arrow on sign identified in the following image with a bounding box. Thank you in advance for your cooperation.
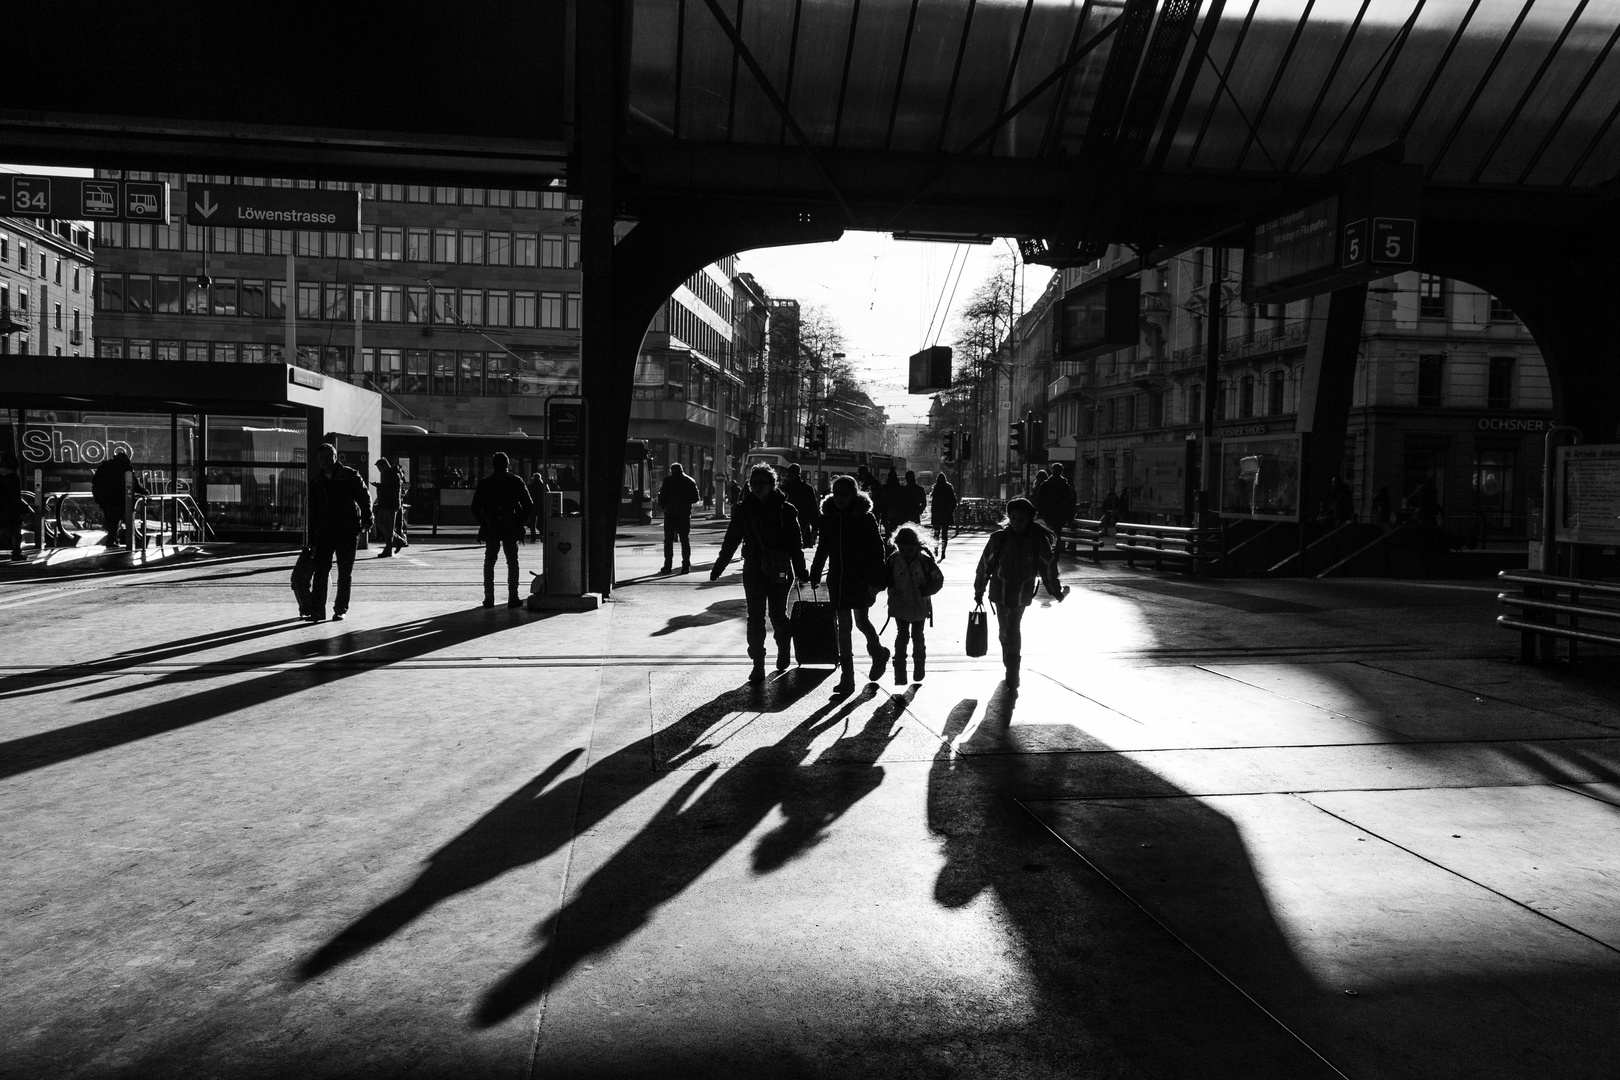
[194,192,218,219]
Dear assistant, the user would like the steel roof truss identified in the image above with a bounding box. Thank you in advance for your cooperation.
[1471,0,1591,184]
[1426,0,1537,181]
[1281,0,1373,172]
[1521,19,1620,185]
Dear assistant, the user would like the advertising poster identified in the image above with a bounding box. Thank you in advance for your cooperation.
[1127,442,1193,516]
[1556,444,1620,545]
[1220,434,1302,520]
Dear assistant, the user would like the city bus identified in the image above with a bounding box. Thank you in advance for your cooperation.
[745,446,908,495]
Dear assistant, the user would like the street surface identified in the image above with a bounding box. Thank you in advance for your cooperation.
[4,523,1619,1079]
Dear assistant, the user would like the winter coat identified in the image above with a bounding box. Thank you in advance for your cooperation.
[878,478,906,527]
[928,479,957,528]
[91,458,146,507]
[781,477,821,540]
[310,464,373,542]
[713,489,809,581]
[472,470,535,543]
[899,481,928,525]
[1035,476,1077,529]
[810,492,887,609]
[974,523,1062,609]
[375,465,403,511]
[0,471,22,526]
[885,548,944,623]
[658,472,701,527]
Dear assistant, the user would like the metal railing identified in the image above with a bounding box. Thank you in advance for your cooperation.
[1059,518,1107,562]
[133,494,212,547]
[1113,521,1224,574]
[1497,571,1620,663]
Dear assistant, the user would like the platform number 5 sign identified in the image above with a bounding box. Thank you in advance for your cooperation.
[1371,218,1415,265]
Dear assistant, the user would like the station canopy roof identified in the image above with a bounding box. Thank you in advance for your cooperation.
[623,0,1620,244]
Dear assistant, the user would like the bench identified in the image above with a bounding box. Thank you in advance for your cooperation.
[1059,519,1106,562]
[1113,522,1223,575]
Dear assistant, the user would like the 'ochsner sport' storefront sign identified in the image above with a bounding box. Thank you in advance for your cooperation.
[1478,417,1549,432]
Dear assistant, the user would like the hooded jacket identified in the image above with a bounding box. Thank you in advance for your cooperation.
[809,491,886,609]
[885,547,944,622]
[928,477,957,527]
[974,521,1062,608]
[712,488,808,580]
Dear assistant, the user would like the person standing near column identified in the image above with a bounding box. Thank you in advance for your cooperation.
[657,463,701,574]
[973,497,1068,688]
[308,443,373,623]
[472,451,535,609]
[527,471,551,542]
[373,458,403,558]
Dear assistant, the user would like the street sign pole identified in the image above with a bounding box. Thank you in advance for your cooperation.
[286,252,296,369]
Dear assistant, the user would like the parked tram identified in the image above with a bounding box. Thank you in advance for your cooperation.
[745,446,908,495]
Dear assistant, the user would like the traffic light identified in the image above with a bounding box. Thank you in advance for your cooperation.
[1009,420,1025,457]
[815,423,829,453]
[942,431,955,462]
[959,432,972,461]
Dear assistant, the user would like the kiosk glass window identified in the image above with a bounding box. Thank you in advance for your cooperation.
[204,415,308,533]
[1472,449,1515,529]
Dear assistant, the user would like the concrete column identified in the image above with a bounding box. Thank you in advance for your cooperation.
[1295,282,1368,515]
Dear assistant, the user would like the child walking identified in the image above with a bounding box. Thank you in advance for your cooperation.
[884,525,944,684]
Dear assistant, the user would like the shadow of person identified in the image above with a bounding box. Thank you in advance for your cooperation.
[297,673,834,983]
[473,688,885,1028]
[649,599,749,637]
[0,608,554,783]
[751,688,911,873]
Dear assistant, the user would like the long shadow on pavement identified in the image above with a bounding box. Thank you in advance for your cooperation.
[473,684,902,1026]
[297,669,841,983]
[0,608,547,782]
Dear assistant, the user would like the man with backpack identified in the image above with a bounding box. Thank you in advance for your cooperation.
[91,449,146,549]
[472,451,535,609]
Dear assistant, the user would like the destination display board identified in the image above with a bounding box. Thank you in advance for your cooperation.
[1054,276,1140,360]
[1555,444,1620,545]
[908,345,953,393]
[1243,161,1420,305]
[1219,433,1302,521]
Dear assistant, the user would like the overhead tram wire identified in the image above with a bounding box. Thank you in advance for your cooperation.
[920,243,965,352]
[930,247,971,350]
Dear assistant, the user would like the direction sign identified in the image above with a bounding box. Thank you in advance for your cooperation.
[0,175,171,223]
[185,183,360,232]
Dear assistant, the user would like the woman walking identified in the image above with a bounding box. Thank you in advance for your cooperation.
[928,473,957,561]
[973,497,1069,688]
[373,458,403,558]
[810,474,890,696]
[710,464,808,684]
[884,525,944,684]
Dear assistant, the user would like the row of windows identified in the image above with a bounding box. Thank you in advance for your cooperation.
[106,171,578,211]
[91,340,561,398]
[0,234,83,290]
[97,222,580,269]
[96,273,581,329]
[0,284,82,329]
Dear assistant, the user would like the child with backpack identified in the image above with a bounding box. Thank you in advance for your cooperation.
[884,524,944,684]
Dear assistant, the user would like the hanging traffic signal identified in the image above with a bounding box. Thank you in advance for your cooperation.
[959,432,972,461]
[942,431,955,462]
[815,423,829,453]
[1009,420,1025,456]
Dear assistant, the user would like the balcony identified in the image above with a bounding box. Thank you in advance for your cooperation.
[70,328,83,345]
[1047,372,1091,401]
[1169,320,1312,371]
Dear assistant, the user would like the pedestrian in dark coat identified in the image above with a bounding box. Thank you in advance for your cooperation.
[0,453,24,560]
[810,475,890,695]
[855,465,876,495]
[1331,476,1356,525]
[658,463,701,573]
[928,473,958,561]
[780,462,821,546]
[527,472,550,541]
[307,443,373,622]
[91,450,147,548]
[472,451,535,608]
[974,497,1068,687]
[373,459,403,558]
[711,464,809,683]
[1035,462,1078,534]
[883,525,944,684]
[878,470,907,538]
[900,470,928,525]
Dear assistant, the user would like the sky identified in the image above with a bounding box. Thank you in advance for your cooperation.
[739,233,1052,425]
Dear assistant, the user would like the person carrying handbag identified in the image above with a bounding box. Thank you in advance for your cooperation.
[810,474,890,696]
[711,464,809,683]
[884,525,944,684]
[973,497,1068,688]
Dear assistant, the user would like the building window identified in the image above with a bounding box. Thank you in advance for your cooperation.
[541,190,565,210]
[541,234,565,268]
[565,293,581,330]
[241,229,267,254]
[406,186,431,203]
[97,273,125,312]
[1239,375,1255,418]
[186,342,208,363]
[540,292,563,329]
[355,227,375,260]
[270,229,293,255]
[1418,274,1446,318]
[1417,354,1444,407]
[377,228,403,261]
[434,186,458,204]
[407,228,430,261]
[95,225,120,249]
[54,258,62,284]
[460,231,485,265]
[322,346,350,378]
[324,283,350,321]
[324,232,350,258]
[460,289,484,326]
[461,187,485,206]
[404,348,429,393]
[1267,369,1285,415]
[53,302,62,329]
[0,233,7,262]
[1187,383,1202,425]
[458,351,483,395]
[487,231,512,265]
[296,231,321,257]
[485,351,512,395]
[379,285,404,322]
[406,286,430,323]
[567,235,581,269]
[488,189,512,207]
[211,227,236,253]
[376,184,404,202]
[433,230,456,263]
[378,348,403,392]
[1215,379,1228,419]
[128,276,156,314]
[515,190,539,209]
[242,343,266,364]
[212,342,237,363]
[515,233,537,267]
[514,291,537,328]
[213,279,238,316]
[1488,357,1514,410]
[432,350,457,394]
[240,279,266,318]
[156,340,181,361]
[98,338,124,358]
[268,283,286,319]
[1488,295,1514,322]
[296,282,320,319]
[352,284,374,322]
[433,288,455,324]
[486,290,510,327]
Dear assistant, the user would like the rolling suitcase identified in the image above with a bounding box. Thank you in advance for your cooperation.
[790,586,838,666]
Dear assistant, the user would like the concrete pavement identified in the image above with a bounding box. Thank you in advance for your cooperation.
[4,523,1619,1078]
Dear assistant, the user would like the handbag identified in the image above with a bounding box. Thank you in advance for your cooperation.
[789,585,839,666]
[747,509,795,585]
[965,604,989,658]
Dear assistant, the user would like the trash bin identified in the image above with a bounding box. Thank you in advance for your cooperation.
[545,509,584,595]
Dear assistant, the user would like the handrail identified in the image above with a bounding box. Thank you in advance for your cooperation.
[1497,570,1620,664]
[1060,518,1106,562]
[1114,521,1223,574]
